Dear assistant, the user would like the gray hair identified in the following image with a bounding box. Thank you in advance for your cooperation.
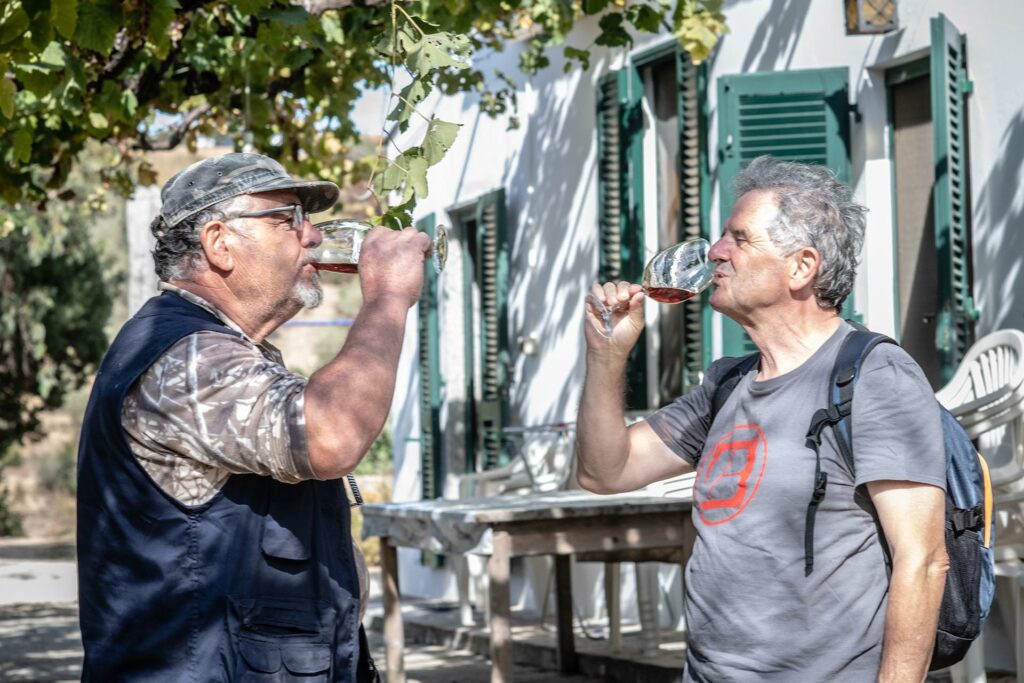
[732,156,867,311]
[151,195,251,282]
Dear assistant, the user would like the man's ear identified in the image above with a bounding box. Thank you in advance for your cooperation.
[198,220,236,273]
[788,246,820,292]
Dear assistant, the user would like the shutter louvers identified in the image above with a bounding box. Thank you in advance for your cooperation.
[416,215,442,500]
[931,14,975,382]
[598,75,624,281]
[736,93,830,165]
[677,53,706,391]
[475,190,509,470]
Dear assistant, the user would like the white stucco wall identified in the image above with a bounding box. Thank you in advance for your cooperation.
[386,1,1024,638]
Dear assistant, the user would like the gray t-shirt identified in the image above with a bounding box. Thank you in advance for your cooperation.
[646,323,945,682]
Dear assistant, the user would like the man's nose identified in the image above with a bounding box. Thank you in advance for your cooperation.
[301,220,322,248]
[708,236,728,263]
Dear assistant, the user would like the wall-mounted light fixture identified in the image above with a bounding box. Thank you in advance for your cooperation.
[845,0,898,35]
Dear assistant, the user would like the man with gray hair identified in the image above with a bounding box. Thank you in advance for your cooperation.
[77,153,429,681]
[577,156,948,681]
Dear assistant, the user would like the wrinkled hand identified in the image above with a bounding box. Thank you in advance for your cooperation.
[357,227,432,308]
[584,281,645,357]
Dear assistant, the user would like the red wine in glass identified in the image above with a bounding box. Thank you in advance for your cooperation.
[644,286,699,304]
[588,238,714,336]
[313,263,359,274]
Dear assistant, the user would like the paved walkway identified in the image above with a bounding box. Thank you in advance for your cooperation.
[0,539,601,682]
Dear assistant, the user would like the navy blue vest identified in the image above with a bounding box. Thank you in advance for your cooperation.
[77,293,361,681]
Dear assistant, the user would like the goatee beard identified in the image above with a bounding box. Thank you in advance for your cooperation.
[293,273,323,309]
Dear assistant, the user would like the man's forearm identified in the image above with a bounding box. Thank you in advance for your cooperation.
[878,552,948,682]
[304,296,411,478]
[575,353,632,493]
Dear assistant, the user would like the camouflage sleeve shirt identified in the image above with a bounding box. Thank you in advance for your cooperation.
[121,284,315,505]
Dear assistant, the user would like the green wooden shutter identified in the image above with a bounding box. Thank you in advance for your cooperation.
[677,54,711,391]
[717,68,852,356]
[475,190,510,470]
[596,68,648,407]
[416,214,443,500]
[930,14,976,383]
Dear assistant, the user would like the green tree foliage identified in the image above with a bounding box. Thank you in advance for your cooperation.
[0,0,726,225]
[0,203,114,459]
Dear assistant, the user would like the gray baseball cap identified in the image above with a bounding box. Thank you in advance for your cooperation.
[157,152,340,229]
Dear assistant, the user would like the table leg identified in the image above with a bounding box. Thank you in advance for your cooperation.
[487,530,514,683]
[604,562,621,651]
[381,539,405,683]
[554,555,579,673]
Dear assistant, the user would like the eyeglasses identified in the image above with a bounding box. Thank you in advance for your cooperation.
[224,204,307,230]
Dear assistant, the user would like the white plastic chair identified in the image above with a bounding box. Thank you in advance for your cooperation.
[935,329,1024,682]
[452,423,576,625]
[936,329,1024,487]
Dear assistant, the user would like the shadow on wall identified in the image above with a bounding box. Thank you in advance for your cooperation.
[501,65,604,428]
[729,0,813,73]
[974,109,1024,333]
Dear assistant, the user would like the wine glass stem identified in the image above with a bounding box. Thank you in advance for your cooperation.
[589,294,618,335]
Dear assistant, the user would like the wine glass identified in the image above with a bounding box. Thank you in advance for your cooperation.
[587,237,715,336]
[309,219,448,274]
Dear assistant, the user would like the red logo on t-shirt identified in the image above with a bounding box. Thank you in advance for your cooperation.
[694,424,767,525]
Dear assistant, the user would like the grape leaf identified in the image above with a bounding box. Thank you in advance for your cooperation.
[371,156,405,196]
[27,3,54,51]
[147,0,178,59]
[232,0,274,14]
[121,90,137,119]
[0,8,30,46]
[263,6,309,26]
[401,154,428,204]
[41,41,66,66]
[564,46,590,72]
[627,5,663,33]
[321,14,343,44]
[595,13,632,48]
[583,0,610,15]
[51,0,78,40]
[407,33,471,77]
[13,61,63,97]
[74,0,123,56]
[387,79,430,125]
[421,118,460,166]
[13,128,32,164]
[0,78,16,119]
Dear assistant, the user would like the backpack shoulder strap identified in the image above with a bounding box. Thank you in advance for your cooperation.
[824,328,897,475]
[801,324,896,575]
[699,352,759,468]
[710,352,760,422]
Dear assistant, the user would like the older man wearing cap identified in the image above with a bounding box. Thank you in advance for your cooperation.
[76,153,429,682]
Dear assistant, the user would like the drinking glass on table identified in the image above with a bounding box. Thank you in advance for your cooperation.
[588,237,715,335]
[310,219,448,274]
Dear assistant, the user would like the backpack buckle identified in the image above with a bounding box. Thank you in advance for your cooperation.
[806,406,841,446]
[811,472,828,503]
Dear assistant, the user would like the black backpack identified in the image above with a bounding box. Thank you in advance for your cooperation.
[707,327,996,670]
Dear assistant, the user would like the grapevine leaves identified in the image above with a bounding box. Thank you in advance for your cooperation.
[371,117,461,209]
[0,0,727,227]
[373,19,469,227]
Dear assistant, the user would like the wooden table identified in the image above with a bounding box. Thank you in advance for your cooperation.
[361,490,694,683]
